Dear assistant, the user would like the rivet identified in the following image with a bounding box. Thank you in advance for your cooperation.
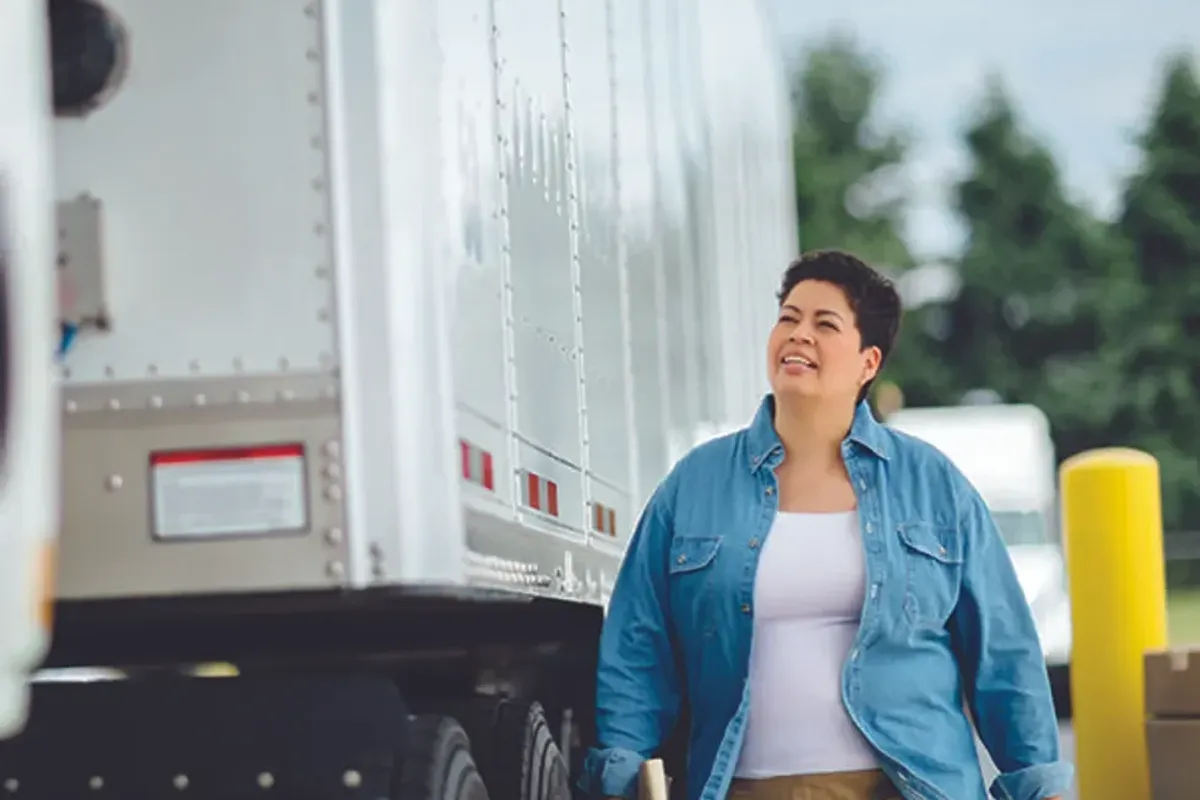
[89,776,103,790]
[277,390,294,402]
[107,398,120,410]
[236,391,251,403]
[106,474,123,491]
[325,527,344,545]
[193,394,207,406]
[173,774,189,790]
[324,485,343,502]
[324,463,342,480]
[327,560,345,579]
[65,400,78,413]
[323,440,340,459]
[342,770,361,788]
[149,395,164,408]
[257,772,274,789]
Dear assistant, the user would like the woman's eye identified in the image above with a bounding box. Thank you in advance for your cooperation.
[819,321,838,330]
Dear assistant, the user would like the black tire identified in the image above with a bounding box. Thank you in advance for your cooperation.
[480,699,570,800]
[397,715,490,800]
[1049,663,1072,719]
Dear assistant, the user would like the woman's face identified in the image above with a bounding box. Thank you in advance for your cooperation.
[766,279,882,403]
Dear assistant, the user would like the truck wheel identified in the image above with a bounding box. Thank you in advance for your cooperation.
[397,715,490,800]
[487,699,570,800]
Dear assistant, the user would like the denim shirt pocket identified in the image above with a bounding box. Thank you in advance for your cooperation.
[668,536,723,637]
[897,522,963,629]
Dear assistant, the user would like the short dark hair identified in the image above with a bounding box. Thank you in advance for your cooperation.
[776,249,902,403]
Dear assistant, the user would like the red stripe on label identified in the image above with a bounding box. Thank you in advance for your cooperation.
[150,443,305,466]
[527,472,541,511]
[460,440,472,481]
[546,480,559,517]
[481,451,494,491]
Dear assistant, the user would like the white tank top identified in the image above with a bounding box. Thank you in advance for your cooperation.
[734,510,879,778]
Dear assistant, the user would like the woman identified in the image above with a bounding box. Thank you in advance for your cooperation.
[580,250,1072,800]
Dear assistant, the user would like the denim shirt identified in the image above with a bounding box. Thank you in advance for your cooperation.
[580,395,1073,800]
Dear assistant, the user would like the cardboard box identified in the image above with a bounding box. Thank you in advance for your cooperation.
[1145,647,1200,798]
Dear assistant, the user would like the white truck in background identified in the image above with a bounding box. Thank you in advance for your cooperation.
[0,0,795,795]
[885,403,1073,714]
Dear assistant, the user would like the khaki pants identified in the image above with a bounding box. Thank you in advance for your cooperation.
[727,770,903,800]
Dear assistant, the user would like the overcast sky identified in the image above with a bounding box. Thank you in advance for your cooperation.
[769,0,1200,262]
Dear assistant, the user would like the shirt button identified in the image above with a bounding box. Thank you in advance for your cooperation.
[741,603,751,614]
[865,522,872,533]
[677,555,686,564]
[869,584,878,599]
[748,538,759,549]
[765,486,774,496]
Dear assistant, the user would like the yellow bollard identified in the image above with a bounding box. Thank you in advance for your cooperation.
[1060,448,1168,800]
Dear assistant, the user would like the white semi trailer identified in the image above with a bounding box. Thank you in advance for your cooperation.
[0,0,795,796]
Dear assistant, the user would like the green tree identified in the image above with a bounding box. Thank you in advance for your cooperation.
[787,36,956,407]
[789,36,913,269]
[1115,53,1200,530]
[894,80,1134,461]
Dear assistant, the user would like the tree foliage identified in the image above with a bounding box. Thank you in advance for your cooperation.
[787,38,1200,532]
[789,36,913,270]
[1115,54,1200,529]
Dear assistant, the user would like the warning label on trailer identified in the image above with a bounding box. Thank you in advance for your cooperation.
[149,444,309,539]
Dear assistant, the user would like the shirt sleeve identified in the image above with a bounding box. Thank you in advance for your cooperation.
[578,479,682,799]
[948,478,1075,800]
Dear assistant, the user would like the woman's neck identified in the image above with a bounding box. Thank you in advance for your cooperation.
[773,395,856,470]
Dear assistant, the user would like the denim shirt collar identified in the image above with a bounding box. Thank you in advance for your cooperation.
[746,394,891,473]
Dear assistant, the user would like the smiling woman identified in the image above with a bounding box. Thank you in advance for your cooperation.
[585,249,1072,800]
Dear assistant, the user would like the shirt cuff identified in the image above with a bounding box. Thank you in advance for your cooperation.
[988,760,1075,800]
[578,746,646,799]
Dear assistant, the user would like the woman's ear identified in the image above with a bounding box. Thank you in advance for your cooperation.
[860,345,882,384]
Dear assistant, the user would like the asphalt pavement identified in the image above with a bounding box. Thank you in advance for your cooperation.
[979,723,1077,800]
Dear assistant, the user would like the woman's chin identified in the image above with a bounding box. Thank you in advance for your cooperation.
[771,377,822,398]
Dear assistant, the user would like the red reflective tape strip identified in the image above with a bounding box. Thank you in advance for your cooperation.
[546,480,559,517]
[481,451,494,491]
[151,444,304,466]
[527,472,541,511]
[460,440,472,481]
[593,503,604,531]
[607,508,616,536]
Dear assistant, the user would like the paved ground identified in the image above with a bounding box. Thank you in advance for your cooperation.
[979,723,1076,799]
